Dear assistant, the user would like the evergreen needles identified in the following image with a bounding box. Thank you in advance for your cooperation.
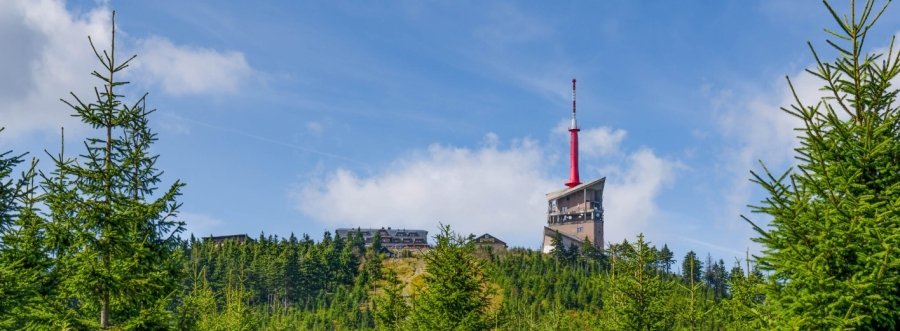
[747,0,900,328]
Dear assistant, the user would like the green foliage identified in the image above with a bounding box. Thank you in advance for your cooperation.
[747,0,900,328]
[176,233,377,330]
[486,234,778,330]
[675,251,707,330]
[657,244,674,275]
[3,2,895,329]
[0,128,25,231]
[362,232,385,285]
[406,224,491,331]
[720,261,769,330]
[38,12,186,328]
[681,250,702,285]
[373,270,408,330]
[174,267,217,331]
[706,258,729,301]
[549,230,567,262]
[488,247,605,329]
[603,234,674,330]
[0,138,58,329]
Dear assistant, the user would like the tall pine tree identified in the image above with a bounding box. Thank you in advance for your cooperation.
[681,250,702,285]
[602,234,673,330]
[747,0,900,328]
[658,244,675,276]
[374,269,408,330]
[43,12,186,328]
[0,132,55,328]
[407,224,490,331]
[0,128,24,232]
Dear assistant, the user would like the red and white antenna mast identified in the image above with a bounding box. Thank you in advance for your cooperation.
[565,78,581,188]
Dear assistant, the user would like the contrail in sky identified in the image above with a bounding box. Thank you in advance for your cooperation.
[678,236,747,258]
[160,112,366,166]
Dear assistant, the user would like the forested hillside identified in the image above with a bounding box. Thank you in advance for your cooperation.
[1,0,899,329]
[169,228,767,330]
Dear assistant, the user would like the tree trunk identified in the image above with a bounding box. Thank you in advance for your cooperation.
[100,292,109,328]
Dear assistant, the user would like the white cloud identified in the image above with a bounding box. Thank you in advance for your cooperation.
[305,121,324,136]
[708,32,900,255]
[582,127,627,158]
[295,137,557,247]
[0,0,255,139]
[132,36,254,96]
[295,128,680,248]
[714,31,900,225]
[555,120,626,158]
[603,148,678,243]
[712,69,824,223]
[0,0,111,138]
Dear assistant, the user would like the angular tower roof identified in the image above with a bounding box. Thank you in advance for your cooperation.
[545,177,606,201]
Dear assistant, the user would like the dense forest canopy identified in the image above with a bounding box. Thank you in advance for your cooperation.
[2,0,899,329]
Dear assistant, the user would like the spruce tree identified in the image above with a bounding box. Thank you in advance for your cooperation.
[706,259,729,302]
[0,128,24,231]
[723,262,768,329]
[0,140,55,328]
[603,234,673,330]
[407,224,490,330]
[374,269,408,330]
[676,253,707,329]
[362,231,385,286]
[43,12,186,328]
[0,133,19,327]
[549,230,576,264]
[579,236,606,269]
[658,244,675,276]
[747,0,900,328]
[681,250,702,285]
[549,230,566,261]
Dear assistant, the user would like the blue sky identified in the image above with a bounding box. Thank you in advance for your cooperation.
[2,0,899,264]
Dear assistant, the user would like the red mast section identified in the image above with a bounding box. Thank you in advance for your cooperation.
[565,78,581,188]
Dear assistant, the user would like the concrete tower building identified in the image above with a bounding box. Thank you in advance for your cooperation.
[541,79,606,253]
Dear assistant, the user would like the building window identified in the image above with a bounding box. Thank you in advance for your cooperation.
[577,227,583,233]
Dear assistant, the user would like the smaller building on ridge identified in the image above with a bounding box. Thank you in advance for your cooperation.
[204,234,254,246]
[473,233,507,252]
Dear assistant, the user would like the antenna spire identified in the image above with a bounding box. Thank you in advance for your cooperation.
[565,78,581,188]
[571,79,577,129]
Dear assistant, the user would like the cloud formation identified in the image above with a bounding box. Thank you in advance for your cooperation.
[0,0,255,139]
[295,127,679,248]
[603,148,678,241]
[132,36,254,96]
[555,120,627,158]
[296,137,557,246]
[714,31,900,225]
[0,0,110,138]
[702,66,839,259]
